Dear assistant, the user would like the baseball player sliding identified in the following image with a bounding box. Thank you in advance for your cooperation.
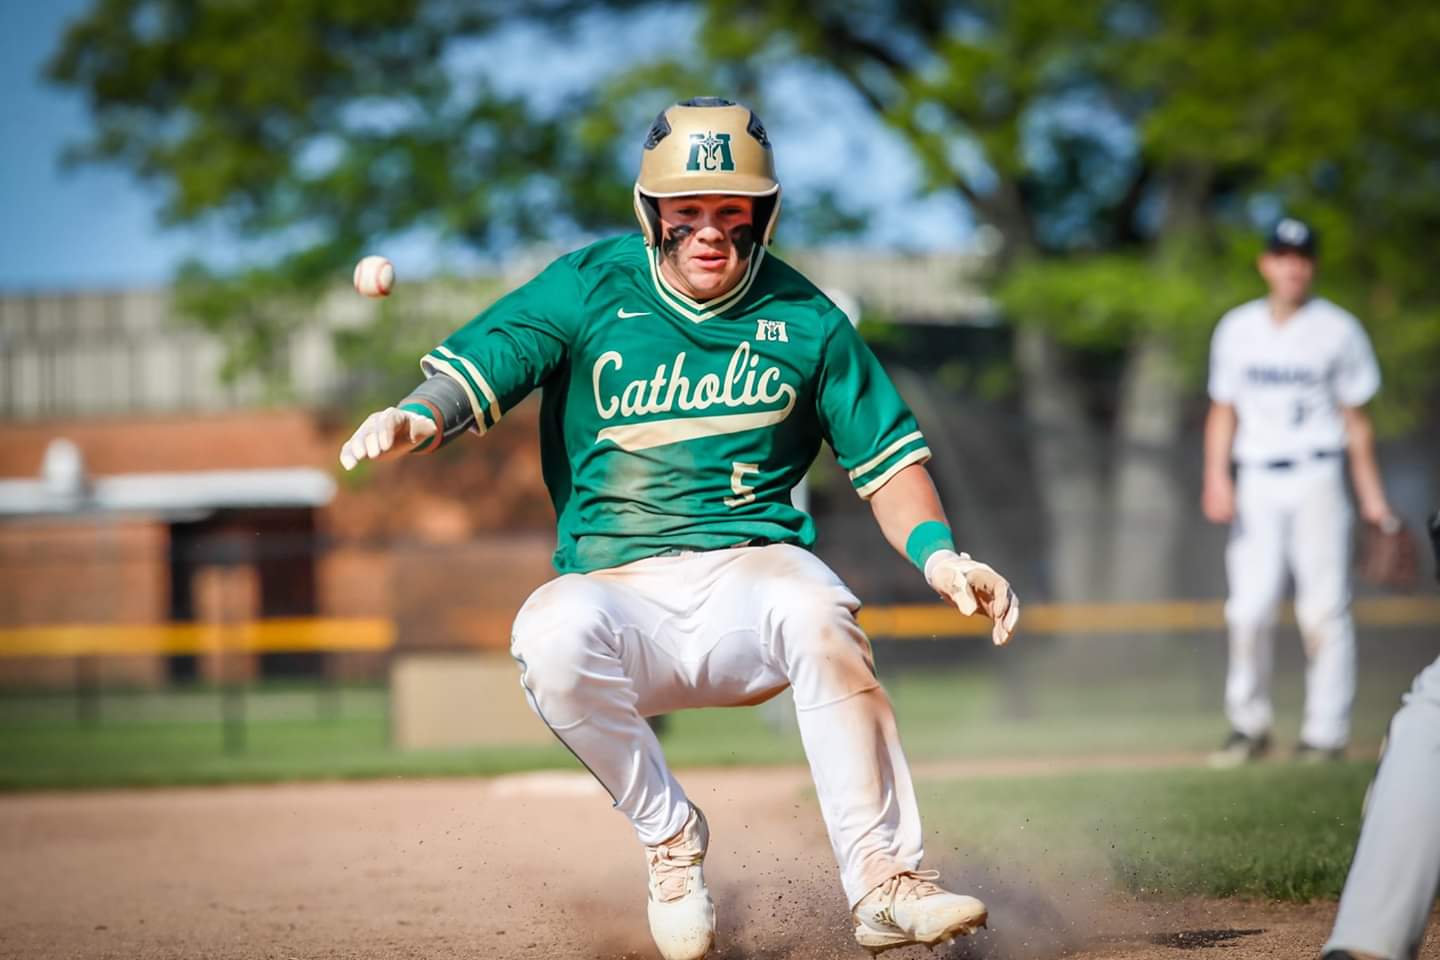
[339,98,1019,959]
[1202,218,1397,767]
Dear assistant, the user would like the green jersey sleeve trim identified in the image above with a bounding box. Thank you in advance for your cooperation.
[434,345,502,420]
[853,441,933,499]
[423,254,583,430]
[419,349,500,433]
[814,306,932,500]
[848,430,925,481]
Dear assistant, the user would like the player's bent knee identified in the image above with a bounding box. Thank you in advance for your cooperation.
[511,576,620,703]
[776,592,856,637]
[510,630,605,726]
[773,591,870,669]
[512,634,583,693]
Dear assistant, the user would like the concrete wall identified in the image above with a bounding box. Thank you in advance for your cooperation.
[390,652,551,749]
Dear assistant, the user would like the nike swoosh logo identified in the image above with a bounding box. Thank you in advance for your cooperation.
[616,308,651,319]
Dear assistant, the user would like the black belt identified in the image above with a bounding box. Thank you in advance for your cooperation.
[654,537,777,558]
[1255,449,1344,470]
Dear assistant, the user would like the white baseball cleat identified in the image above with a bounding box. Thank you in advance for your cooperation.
[645,805,716,960]
[852,871,987,955]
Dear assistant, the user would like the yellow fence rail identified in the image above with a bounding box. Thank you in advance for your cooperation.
[0,618,394,658]
[1,597,1437,658]
[859,596,1440,639]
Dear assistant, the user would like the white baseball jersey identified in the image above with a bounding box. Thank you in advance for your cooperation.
[1208,297,1380,465]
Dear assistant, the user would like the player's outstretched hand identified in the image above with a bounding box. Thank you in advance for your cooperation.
[339,407,437,471]
[925,549,1020,646]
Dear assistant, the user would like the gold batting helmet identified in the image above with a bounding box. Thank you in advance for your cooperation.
[633,97,781,249]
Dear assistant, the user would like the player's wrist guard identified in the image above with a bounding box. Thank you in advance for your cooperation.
[905,521,955,573]
[400,375,475,452]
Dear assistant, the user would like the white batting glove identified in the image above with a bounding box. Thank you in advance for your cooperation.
[338,407,437,471]
[925,549,1021,646]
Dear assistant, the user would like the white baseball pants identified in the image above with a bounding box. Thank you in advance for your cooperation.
[1325,654,1440,960]
[1224,457,1355,748]
[509,544,923,907]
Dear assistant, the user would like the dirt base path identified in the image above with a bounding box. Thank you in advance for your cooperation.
[0,765,1433,960]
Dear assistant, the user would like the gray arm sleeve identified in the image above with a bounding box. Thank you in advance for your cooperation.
[402,375,475,448]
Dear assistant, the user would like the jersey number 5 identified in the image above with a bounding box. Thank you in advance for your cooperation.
[724,462,760,507]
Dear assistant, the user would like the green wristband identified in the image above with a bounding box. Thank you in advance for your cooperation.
[905,520,955,572]
[400,401,438,452]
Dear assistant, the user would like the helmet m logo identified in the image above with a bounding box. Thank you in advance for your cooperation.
[686,131,735,172]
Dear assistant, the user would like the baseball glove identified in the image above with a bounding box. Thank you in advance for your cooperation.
[1356,518,1421,591]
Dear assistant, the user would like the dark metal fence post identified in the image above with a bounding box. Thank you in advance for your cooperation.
[319,650,341,723]
[219,614,245,756]
[75,655,100,728]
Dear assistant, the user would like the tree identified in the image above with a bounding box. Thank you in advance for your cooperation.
[51,0,1440,600]
[47,0,650,390]
[663,0,1440,600]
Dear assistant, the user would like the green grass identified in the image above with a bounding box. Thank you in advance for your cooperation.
[662,647,1417,768]
[885,668,1228,758]
[0,651,1415,790]
[919,761,1373,901]
[0,697,572,790]
[0,683,811,790]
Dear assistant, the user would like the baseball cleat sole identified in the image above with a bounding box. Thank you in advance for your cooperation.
[854,909,988,955]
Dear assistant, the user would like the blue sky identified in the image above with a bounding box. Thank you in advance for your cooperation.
[0,2,973,293]
[0,0,223,291]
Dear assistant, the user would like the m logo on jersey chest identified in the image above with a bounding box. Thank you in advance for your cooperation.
[686,132,735,172]
[755,319,788,343]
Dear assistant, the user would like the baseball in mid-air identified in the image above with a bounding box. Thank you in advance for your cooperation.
[353,255,395,298]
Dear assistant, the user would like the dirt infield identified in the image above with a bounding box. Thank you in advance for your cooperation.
[0,766,1434,960]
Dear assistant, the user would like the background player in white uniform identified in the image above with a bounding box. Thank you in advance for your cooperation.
[338,99,1020,960]
[1202,217,1398,767]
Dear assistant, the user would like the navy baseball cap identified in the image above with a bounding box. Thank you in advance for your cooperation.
[1266,217,1318,257]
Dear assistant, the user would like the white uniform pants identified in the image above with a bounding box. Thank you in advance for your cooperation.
[1224,458,1356,748]
[509,544,923,907]
[1325,655,1440,960]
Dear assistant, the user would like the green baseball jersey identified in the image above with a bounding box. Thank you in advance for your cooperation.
[421,234,931,573]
